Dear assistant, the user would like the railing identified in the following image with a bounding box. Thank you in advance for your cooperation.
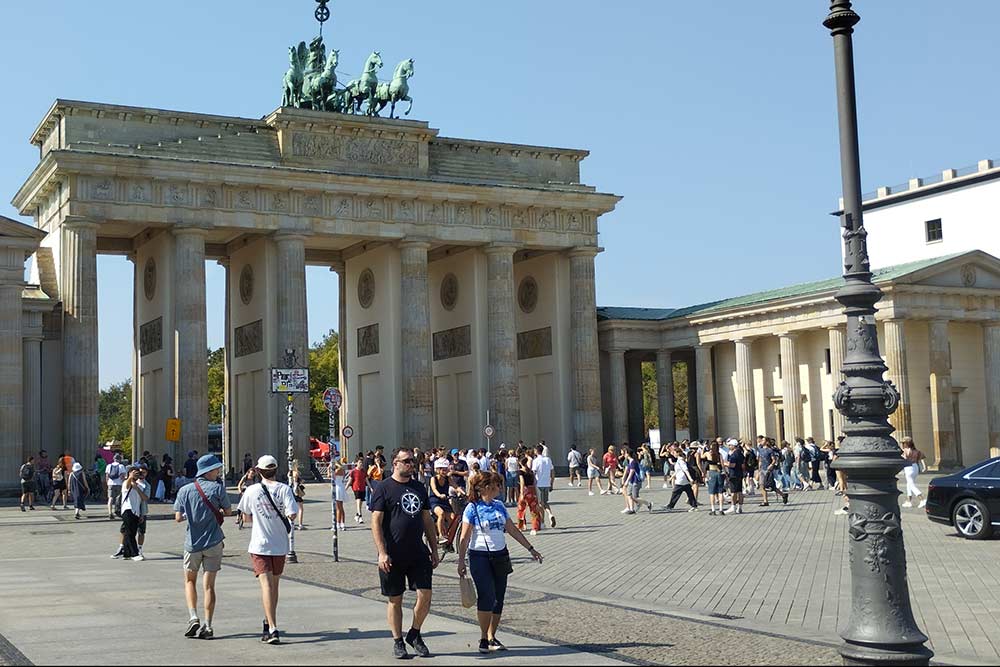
[860,157,998,202]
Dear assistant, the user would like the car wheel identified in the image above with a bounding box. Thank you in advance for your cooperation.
[952,498,993,540]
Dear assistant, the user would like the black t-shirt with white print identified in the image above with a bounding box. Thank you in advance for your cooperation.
[369,477,430,562]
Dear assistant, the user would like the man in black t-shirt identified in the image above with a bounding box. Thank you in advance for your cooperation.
[370,447,439,660]
[725,440,745,515]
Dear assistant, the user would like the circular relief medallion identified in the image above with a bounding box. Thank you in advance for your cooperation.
[961,264,977,287]
[358,268,375,309]
[440,273,459,311]
[239,264,254,306]
[518,276,538,314]
[143,258,156,301]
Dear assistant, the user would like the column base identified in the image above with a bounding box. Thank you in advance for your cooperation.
[841,641,933,666]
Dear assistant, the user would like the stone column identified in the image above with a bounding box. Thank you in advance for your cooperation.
[60,218,99,462]
[568,248,603,452]
[928,319,958,468]
[779,333,803,442]
[399,240,434,450]
[172,227,209,456]
[984,323,1000,458]
[827,326,847,438]
[883,319,911,440]
[22,317,43,459]
[274,234,310,464]
[220,258,232,475]
[0,281,24,484]
[734,338,756,440]
[331,261,348,453]
[655,349,676,442]
[484,245,520,446]
[608,349,628,445]
[694,344,716,439]
[686,353,698,439]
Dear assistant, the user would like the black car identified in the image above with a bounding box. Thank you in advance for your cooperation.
[926,457,1000,540]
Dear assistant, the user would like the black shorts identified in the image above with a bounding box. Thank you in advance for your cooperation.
[729,476,744,494]
[379,555,433,597]
[353,490,366,500]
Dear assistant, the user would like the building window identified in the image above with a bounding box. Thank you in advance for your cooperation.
[925,218,943,243]
[777,353,782,379]
[825,348,832,375]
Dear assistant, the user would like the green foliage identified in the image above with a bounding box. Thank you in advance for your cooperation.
[308,330,340,438]
[98,379,133,458]
[640,359,690,434]
[207,347,225,423]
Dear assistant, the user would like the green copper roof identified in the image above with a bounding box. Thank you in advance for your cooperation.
[597,253,965,323]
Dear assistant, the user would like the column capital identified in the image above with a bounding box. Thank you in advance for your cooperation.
[61,215,99,231]
[566,246,603,259]
[398,237,432,251]
[482,242,521,256]
[694,342,714,350]
[272,231,310,244]
[656,348,673,360]
[824,324,847,331]
[984,321,1000,331]
[607,347,628,356]
[171,225,211,239]
[733,336,756,344]
[776,331,800,340]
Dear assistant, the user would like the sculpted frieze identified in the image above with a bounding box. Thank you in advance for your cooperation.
[139,317,163,357]
[128,181,151,203]
[517,326,552,360]
[433,325,471,361]
[290,131,418,167]
[235,319,264,358]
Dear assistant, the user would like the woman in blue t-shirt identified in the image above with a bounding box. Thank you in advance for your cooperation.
[457,471,543,654]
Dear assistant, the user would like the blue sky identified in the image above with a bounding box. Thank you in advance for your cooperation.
[2,1,997,388]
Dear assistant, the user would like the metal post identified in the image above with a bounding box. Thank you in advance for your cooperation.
[823,2,932,664]
[286,393,297,563]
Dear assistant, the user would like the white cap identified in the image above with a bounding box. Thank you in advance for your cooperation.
[256,455,279,470]
[726,438,739,447]
[434,458,450,470]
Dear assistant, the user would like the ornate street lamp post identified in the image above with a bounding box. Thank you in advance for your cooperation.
[823,2,933,665]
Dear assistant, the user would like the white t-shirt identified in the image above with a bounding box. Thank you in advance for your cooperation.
[463,500,509,551]
[505,456,518,474]
[121,480,149,515]
[532,456,554,489]
[567,449,583,468]
[237,480,300,556]
[674,459,691,486]
[106,462,127,487]
[478,456,490,472]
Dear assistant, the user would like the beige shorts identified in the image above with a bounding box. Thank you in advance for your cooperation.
[183,541,225,573]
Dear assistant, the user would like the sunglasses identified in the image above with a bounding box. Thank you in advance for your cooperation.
[396,458,416,465]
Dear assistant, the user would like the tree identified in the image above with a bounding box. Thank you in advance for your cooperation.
[99,379,133,457]
[207,347,225,424]
[308,330,340,438]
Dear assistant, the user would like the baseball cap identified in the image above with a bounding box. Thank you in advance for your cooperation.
[726,438,739,447]
[434,458,450,470]
[257,455,279,470]
[450,448,459,455]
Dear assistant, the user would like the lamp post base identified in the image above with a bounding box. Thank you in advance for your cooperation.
[841,642,935,666]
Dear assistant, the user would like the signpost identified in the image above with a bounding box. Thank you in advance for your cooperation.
[341,425,354,459]
[483,410,494,452]
[165,418,181,442]
[271,349,309,564]
[322,387,343,563]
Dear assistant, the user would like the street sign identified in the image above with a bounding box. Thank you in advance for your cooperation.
[323,387,342,412]
[165,418,181,442]
[342,425,354,440]
[483,424,496,439]
[270,368,310,393]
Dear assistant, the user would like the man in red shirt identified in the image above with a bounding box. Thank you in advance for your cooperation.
[349,454,368,524]
[602,445,620,494]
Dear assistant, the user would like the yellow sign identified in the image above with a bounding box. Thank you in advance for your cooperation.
[166,418,182,442]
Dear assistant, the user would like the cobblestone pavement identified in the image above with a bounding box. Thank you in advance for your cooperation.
[2,473,997,665]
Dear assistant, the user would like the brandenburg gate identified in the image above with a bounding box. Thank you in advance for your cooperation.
[7,97,620,472]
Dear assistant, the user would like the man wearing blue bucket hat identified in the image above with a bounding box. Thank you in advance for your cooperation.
[174,454,232,640]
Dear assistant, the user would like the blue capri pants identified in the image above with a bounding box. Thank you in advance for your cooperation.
[468,548,509,614]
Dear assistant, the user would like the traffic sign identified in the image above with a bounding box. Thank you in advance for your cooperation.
[165,418,182,442]
[483,424,496,439]
[342,425,355,439]
[323,387,342,412]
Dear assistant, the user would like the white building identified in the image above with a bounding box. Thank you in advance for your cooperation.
[843,157,1000,270]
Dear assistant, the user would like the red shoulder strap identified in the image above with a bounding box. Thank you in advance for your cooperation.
[194,480,224,526]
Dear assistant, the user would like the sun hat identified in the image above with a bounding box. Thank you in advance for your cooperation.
[257,455,279,470]
[434,458,450,470]
[72,462,82,472]
[196,454,223,477]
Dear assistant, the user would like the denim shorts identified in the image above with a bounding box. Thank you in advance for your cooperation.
[707,470,725,495]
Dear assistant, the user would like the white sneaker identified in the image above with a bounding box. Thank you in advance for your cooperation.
[620,508,632,514]
[131,554,145,562]
[588,491,595,496]
[568,482,574,487]
[662,483,669,489]
[902,501,913,508]
[687,507,698,512]
[530,529,537,536]
[600,490,609,495]
[918,498,926,508]
[834,508,848,516]
[724,506,736,515]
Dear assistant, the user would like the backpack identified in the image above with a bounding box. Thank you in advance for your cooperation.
[20,464,33,481]
[744,448,757,469]
[800,447,813,463]
[109,463,124,481]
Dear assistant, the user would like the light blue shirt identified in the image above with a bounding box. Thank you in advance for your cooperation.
[463,499,509,551]
[174,477,231,552]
